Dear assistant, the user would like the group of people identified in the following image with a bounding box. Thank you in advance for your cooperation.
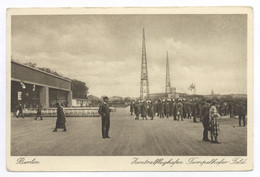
[130,98,207,122]
[15,96,247,142]
[16,102,67,132]
[130,97,247,143]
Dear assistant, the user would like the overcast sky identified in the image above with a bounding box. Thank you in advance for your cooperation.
[11,14,247,97]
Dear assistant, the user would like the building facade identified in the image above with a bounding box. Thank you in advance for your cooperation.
[11,61,72,110]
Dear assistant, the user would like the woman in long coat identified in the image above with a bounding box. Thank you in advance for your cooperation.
[53,103,67,132]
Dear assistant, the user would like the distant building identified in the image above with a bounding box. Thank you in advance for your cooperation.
[211,89,214,95]
[175,92,187,99]
[72,98,89,107]
[109,96,124,102]
[149,87,187,101]
[149,92,167,101]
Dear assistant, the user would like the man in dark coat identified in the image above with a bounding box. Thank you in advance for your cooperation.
[161,100,165,118]
[134,102,140,120]
[53,103,66,132]
[154,101,158,116]
[148,102,155,120]
[130,102,134,115]
[169,99,173,117]
[192,100,199,123]
[172,100,177,120]
[176,100,183,121]
[157,100,164,118]
[98,96,111,138]
[165,101,171,118]
[183,100,186,119]
[238,101,246,126]
[35,103,43,120]
[186,101,192,119]
[201,101,210,142]
[140,101,148,120]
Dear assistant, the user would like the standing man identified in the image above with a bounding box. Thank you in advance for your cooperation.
[192,100,199,123]
[176,99,183,121]
[186,100,192,119]
[238,101,246,126]
[98,96,111,139]
[134,101,140,120]
[35,103,43,120]
[130,102,134,116]
[183,99,186,119]
[149,101,155,120]
[165,100,170,118]
[154,101,158,116]
[157,99,162,118]
[172,99,177,120]
[140,101,148,120]
[53,103,66,132]
[161,100,165,118]
[201,100,210,142]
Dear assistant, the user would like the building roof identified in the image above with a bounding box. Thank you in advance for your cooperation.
[11,60,71,82]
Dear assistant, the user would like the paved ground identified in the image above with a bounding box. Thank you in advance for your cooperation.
[11,107,247,156]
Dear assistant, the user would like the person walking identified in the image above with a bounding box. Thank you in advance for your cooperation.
[16,103,24,118]
[53,103,67,132]
[98,96,111,139]
[35,103,43,120]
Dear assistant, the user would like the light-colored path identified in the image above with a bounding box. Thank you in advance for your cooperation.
[11,107,247,156]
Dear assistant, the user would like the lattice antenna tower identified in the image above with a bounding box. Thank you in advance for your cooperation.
[165,51,171,95]
[140,28,150,101]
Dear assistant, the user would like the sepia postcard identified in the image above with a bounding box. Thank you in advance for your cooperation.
[6,7,253,171]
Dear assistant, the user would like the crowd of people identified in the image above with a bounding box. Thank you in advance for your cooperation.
[130,97,247,143]
[14,97,247,141]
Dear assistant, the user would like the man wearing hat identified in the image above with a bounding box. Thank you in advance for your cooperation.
[192,100,199,123]
[140,101,148,120]
[130,102,134,116]
[176,99,183,121]
[172,99,177,120]
[165,100,171,118]
[134,101,140,120]
[201,100,210,142]
[98,96,111,139]
[237,101,246,126]
[157,99,163,118]
[161,100,165,118]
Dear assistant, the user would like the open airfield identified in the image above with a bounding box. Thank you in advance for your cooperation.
[11,107,247,156]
